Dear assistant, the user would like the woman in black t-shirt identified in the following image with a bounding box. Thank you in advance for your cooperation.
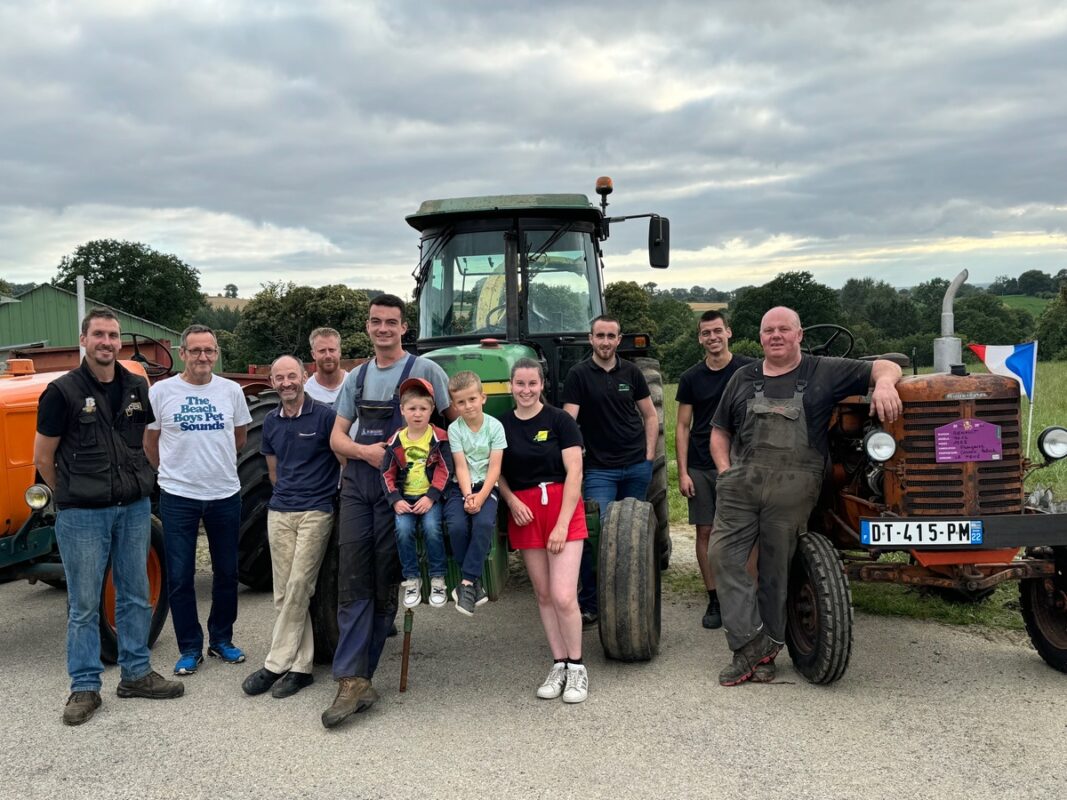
[498,358,589,704]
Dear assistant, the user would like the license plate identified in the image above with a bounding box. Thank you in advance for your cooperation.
[860,519,984,547]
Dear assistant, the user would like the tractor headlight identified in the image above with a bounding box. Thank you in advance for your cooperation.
[1038,426,1067,462]
[25,483,53,510]
[863,430,897,462]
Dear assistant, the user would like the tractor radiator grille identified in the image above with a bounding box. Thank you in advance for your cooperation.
[895,397,1022,515]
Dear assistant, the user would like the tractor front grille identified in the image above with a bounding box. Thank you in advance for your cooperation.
[892,397,1023,516]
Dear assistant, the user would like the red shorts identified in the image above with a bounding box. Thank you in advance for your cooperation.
[507,482,588,550]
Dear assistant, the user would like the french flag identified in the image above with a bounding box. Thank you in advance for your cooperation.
[967,341,1038,398]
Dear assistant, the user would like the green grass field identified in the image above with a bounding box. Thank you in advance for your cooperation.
[1000,294,1051,318]
[661,361,1067,629]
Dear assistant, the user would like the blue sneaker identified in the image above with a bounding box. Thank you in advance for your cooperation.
[174,652,204,675]
[208,642,246,664]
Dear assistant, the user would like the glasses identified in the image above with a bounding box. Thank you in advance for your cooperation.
[184,348,218,357]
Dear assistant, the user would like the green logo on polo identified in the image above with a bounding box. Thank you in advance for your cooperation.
[618,383,630,391]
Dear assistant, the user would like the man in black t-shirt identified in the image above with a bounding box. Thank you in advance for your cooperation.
[562,315,659,625]
[708,306,902,687]
[34,308,184,726]
[675,310,755,631]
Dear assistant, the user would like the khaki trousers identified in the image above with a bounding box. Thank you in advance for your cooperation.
[264,509,334,674]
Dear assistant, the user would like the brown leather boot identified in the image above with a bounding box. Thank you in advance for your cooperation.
[63,691,102,726]
[321,677,378,728]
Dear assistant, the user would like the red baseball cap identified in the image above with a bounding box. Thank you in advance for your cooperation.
[398,377,435,400]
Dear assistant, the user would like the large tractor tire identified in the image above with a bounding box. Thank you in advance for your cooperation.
[785,531,853,684]
[237,391,280,590]
[100,515,169,664]
[633,357,671,570]
[1020,566,1067,673]
[598,497,661,662]
[310,520,341,665]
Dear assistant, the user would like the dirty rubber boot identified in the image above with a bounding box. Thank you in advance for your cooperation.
[321,677,377,729]
[718,650,757,686]
[719,633,780,686]
[751,659,777,683]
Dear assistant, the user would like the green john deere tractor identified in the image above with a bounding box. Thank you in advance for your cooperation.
[311,177,672,662]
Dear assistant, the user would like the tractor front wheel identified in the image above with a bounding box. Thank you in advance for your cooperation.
[633,357,670,570]
[99,515,169,664]
[785,531,853,684]
[1020,572,1067,673]
[310,521,341,664]
[236,391,280,590]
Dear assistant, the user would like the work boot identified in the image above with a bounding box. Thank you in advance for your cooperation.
[321,677,378,729]
[702,594,722,630]
[751,659,777,683]
[718,633,780,687]
[116,670,185,699]
[63,691,102,726]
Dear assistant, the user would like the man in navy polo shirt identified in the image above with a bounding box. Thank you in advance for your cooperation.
[562,315,658,626]
[242,355,341,699]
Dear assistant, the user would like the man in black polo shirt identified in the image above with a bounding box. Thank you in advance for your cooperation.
[676,310,755,630]
[242,355,340,699]
[562,315,658,626]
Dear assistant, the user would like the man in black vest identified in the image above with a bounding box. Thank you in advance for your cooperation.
[34,308,184,726]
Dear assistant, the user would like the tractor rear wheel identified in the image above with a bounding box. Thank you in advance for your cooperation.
[100,515,169,664]
[310,520,341,665]
[237,391,279,590]
[785,531,853,684]
[633,357,670,570]
[598,497,661,662]
[1020,571,1067,673]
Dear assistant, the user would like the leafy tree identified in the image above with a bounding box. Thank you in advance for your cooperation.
[231,282,371,368]
[728,271,841,341]
[1055,269,1067,290]
[649,294,697,353]
[1035,285,1067,361]
[907,278,981,334]
[191,302,242,334]
[605,281,657,338]
[840,278,919,339]
[953,293,1033,349]
[53,239,202,330]
[0,277,12,295]
[224,283,238,298]
[987,274,1019,295]
[1017,269,1054,296]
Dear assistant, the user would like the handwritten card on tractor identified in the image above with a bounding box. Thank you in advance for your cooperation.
[934,419,1002,463]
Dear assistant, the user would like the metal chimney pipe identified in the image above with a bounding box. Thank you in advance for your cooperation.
[933,269,967,373]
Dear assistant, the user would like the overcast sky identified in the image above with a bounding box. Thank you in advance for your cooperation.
[2,0,1065,299]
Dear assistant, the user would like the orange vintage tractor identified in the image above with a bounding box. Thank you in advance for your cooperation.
[0,353,169,661]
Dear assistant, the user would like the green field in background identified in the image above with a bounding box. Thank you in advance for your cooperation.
[1000,294,1051,318]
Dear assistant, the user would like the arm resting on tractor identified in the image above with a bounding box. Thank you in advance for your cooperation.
[869,359,904,423]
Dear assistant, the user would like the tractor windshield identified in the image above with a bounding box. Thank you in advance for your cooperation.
[417,226,602,339]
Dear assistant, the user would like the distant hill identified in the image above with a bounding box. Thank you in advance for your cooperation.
[1000,295,1050,317]
[204,296,250,311]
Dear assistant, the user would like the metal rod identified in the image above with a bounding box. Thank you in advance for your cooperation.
[399,608,414,692]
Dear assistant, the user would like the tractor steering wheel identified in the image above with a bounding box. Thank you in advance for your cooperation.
[482,304,508,330]
[123,332,174,378]
[801,324,855,358]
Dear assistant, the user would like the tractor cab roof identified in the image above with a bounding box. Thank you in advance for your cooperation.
[406,193,603,232]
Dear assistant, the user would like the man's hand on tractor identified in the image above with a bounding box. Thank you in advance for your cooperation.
[870,380,903,424]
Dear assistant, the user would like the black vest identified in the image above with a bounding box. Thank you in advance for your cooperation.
[51,360,156,509]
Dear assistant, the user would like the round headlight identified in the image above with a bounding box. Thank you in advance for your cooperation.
[1038,426,1067,462]
[863,430,897,462]
[25,483,53,510]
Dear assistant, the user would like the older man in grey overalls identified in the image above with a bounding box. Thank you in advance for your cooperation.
[709,307,903,686]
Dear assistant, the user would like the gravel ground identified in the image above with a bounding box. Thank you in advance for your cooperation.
[2,530,1065,800]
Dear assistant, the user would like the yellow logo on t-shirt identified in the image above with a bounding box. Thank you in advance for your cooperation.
[534,430,549,442]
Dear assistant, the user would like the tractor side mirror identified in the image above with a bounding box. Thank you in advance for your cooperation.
[648,216,670,268]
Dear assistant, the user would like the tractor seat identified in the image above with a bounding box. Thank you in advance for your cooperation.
[858,352,911,368]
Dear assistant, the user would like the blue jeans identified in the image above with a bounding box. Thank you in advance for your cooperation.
[54,498,153,692]
[394,496,445,579]
[579,460,654,614]
[443,485,498,583]
[159,490,241,655]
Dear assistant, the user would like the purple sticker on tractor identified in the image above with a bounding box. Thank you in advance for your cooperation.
[934,419,1003,463]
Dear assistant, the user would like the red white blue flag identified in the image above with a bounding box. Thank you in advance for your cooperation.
[967,341,1038,398]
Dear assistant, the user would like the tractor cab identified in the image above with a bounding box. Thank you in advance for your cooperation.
[406,180,669,405]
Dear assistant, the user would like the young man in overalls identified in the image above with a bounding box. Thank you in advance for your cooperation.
[321,294,453,728]
[708,306,903,686]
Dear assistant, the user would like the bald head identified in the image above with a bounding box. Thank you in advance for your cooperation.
[759,306,805,370]
[270,355,307,407]
[270,354,304,377]
[762,306,802,330]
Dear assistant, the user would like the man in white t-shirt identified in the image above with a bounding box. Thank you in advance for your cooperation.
[145,324,252,677]
[304,327,347,407]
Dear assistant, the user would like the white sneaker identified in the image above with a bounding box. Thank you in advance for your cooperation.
[535,663,568,699]
[562,664,588,703]
[429,577,447,608]
[402,578,421,608]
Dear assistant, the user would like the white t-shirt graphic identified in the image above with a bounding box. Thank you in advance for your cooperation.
[148,374,252,500]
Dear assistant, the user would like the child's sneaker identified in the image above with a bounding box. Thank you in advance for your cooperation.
[562,664,588,704]
[429,576,447,608]
[536,662,568,699]
[452,583,477,616]
[402,578,421,608]
[473,579,489,607]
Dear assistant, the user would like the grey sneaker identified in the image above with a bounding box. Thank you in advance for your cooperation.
[562,664,588,704]
[536,663,568,699]
[63,691,102,726]
[453,583,477,616]
[116,670,185,699]
[402,578,421,608]
[429,576,447,608]
[473,579,489,606]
